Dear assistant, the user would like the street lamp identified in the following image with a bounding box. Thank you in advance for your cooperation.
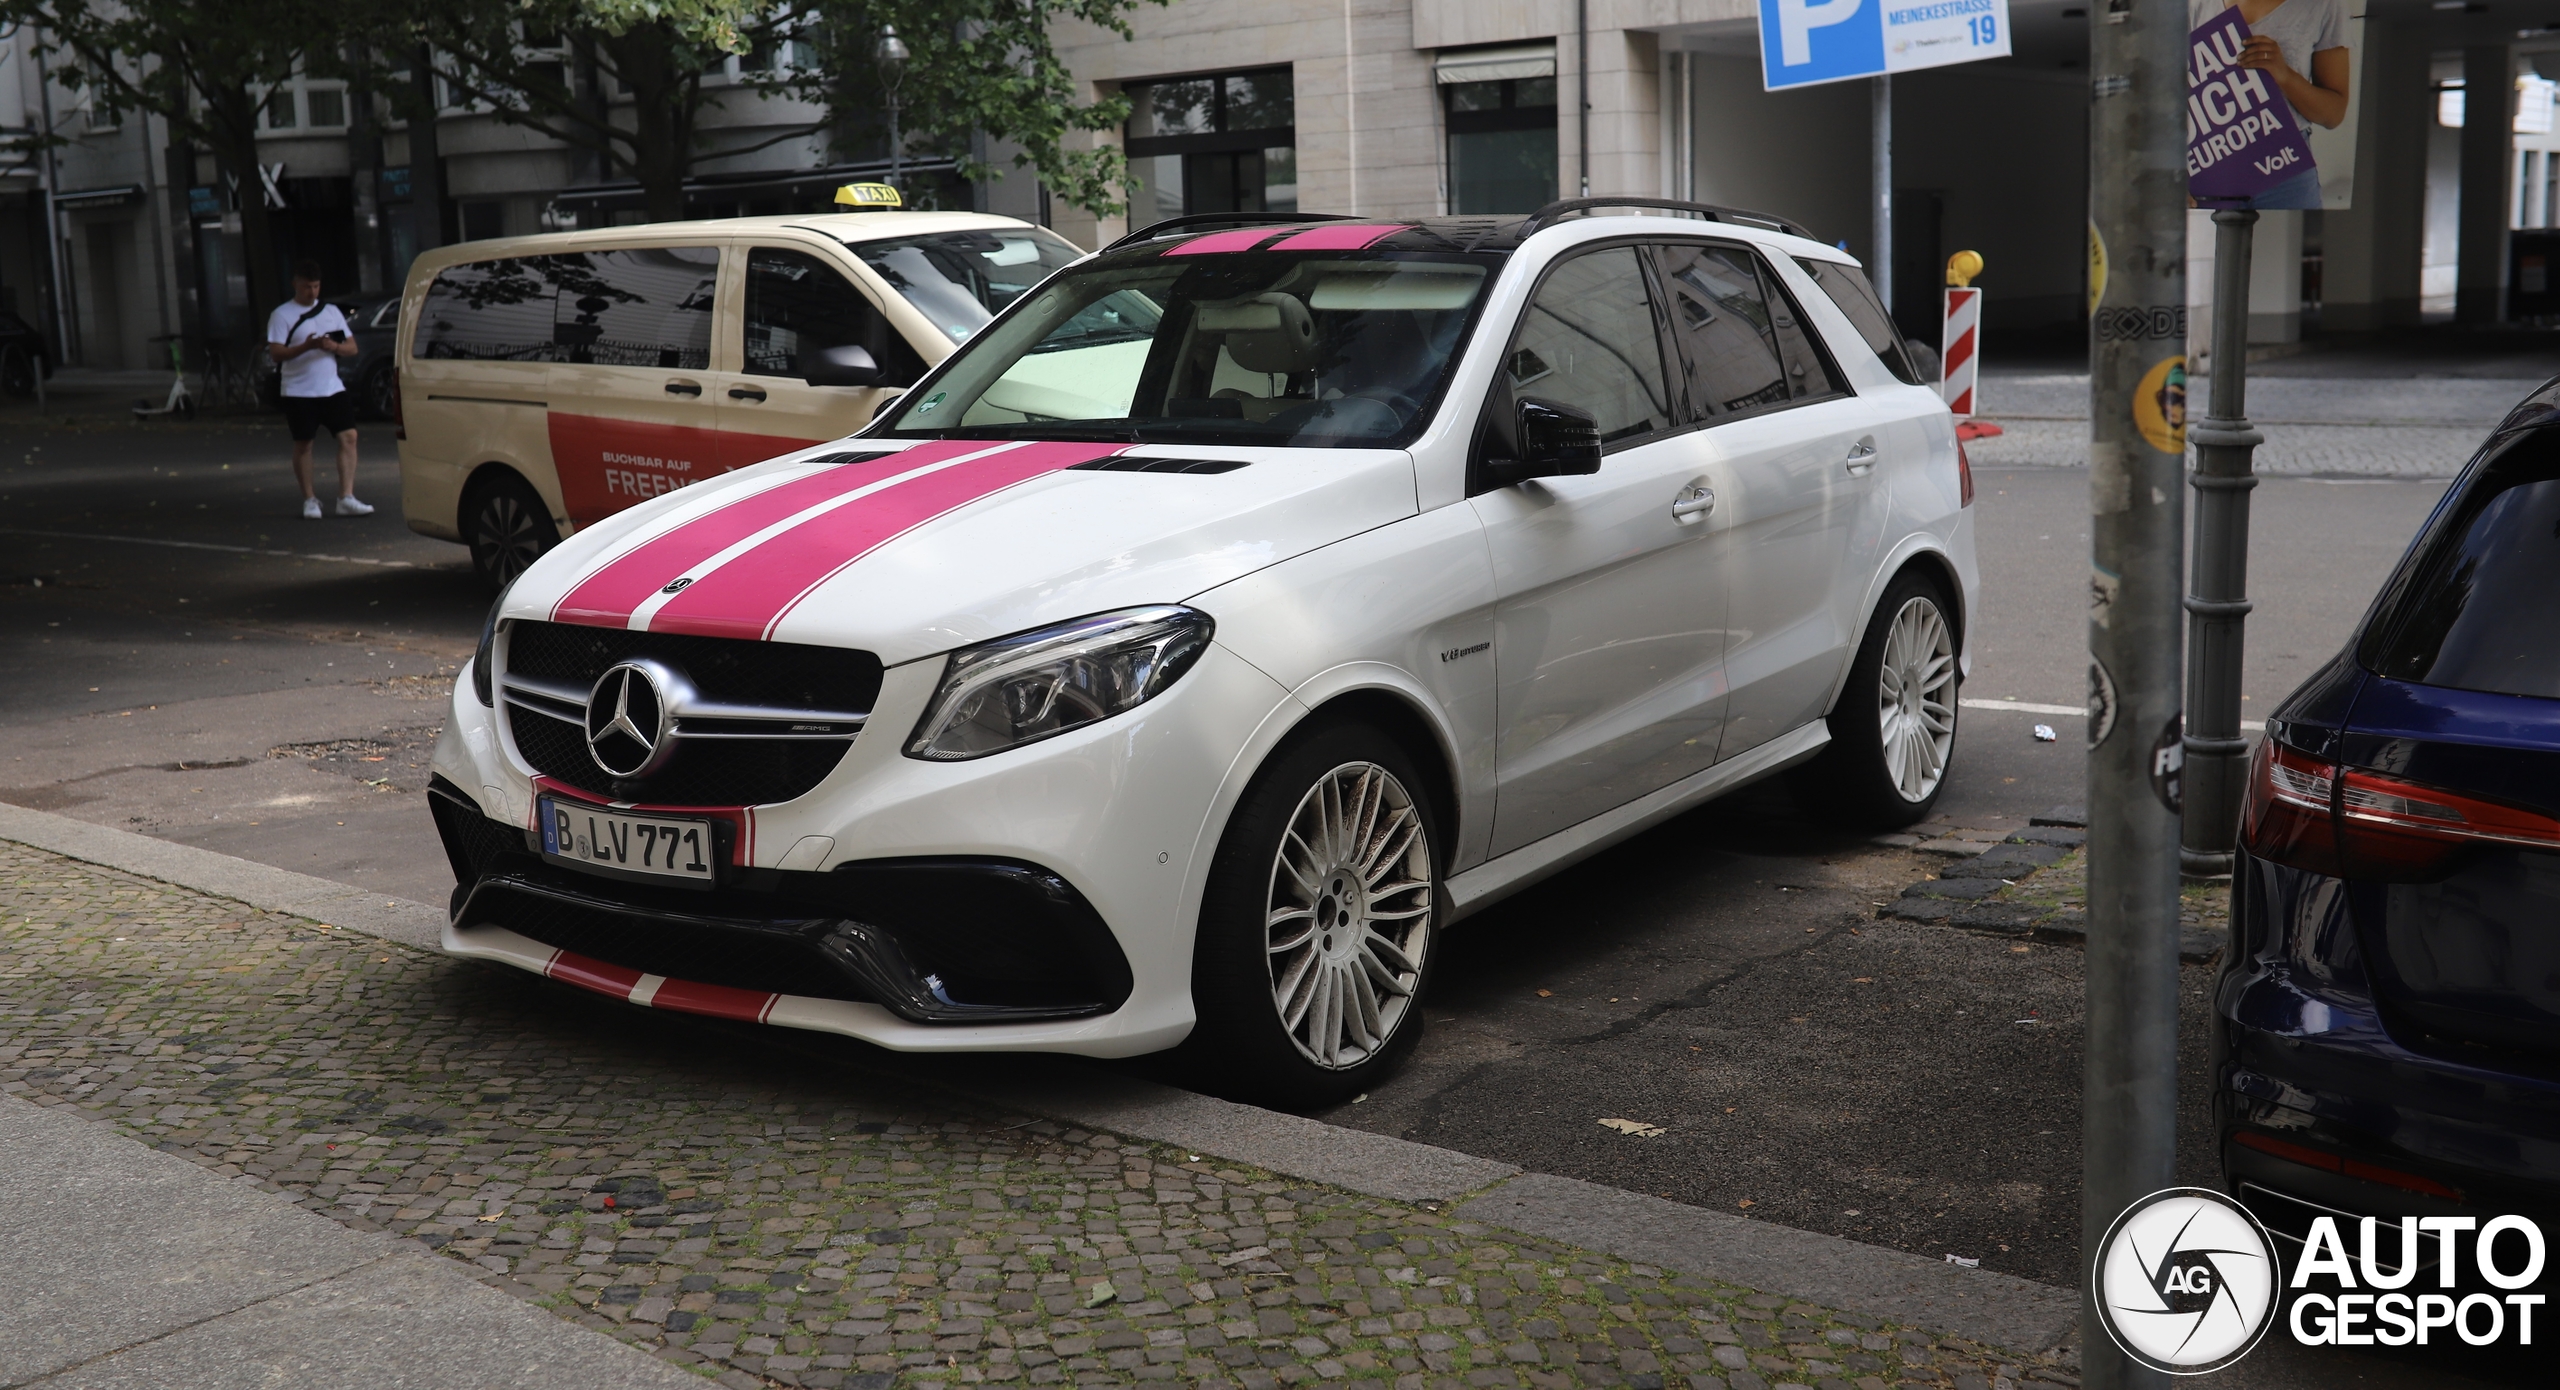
[877,26,910,194]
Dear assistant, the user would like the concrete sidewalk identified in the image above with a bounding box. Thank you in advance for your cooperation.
[0,1092,700,1389]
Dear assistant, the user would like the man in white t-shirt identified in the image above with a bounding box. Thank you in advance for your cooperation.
[267,259,371,519]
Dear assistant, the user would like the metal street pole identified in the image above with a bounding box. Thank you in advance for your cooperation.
[2182,210,2261,878]
[2083,0,2188,1383]
[1873,75,1893,316]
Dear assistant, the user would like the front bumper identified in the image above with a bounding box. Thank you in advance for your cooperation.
[429,638,1295,1057]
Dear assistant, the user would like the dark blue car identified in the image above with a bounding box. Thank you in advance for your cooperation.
[2219,380,2560,1275]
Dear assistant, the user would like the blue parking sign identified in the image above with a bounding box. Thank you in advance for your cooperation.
[1760,0,2012,90]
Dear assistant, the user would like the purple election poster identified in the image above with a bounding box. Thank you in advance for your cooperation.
[2186,9,2316,206]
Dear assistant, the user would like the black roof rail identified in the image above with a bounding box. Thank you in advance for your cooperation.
[1103,212,1357,252]
[1517,197,1817,242]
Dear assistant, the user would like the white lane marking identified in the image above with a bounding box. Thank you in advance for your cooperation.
[0,526,418,567]
[1963,697,2263,732]
[623,441,1027,632]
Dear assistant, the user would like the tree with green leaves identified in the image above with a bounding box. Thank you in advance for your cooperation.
[0,0,328,320]
[358,0,1158,227]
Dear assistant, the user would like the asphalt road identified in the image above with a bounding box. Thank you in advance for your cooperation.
[0,407,2519,1384]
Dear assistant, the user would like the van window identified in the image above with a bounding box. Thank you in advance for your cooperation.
[850,230,1082,343]
[412,256,571,361]
[744,246,927,386]
[549,246,717,370]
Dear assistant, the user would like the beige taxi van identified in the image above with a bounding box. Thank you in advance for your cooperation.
[395,206,1084,588]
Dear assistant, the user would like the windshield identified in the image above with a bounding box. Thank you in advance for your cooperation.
[850,229,1084,344]
[875,249,1496,448]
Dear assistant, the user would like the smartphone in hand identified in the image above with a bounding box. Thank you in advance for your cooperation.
[327,330,348,343]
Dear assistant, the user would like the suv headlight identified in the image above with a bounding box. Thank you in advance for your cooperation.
[470,593,506,708]
[906,606,1214,761]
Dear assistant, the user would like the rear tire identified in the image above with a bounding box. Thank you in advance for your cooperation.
[358,360,397,420]
[1792,571,1960,829]
[464,470,559,594]
[1184,722,1440,1110]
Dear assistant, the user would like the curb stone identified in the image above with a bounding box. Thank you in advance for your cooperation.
[0,800,2083,1359]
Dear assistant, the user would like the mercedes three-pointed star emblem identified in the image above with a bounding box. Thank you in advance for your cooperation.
[584,660,677,779]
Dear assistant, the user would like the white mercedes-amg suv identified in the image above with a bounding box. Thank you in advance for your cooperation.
[429,200,1977,1105]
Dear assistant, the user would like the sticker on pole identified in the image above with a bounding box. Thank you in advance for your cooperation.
[2186,10,2317,207]
[1759,0,2012,89]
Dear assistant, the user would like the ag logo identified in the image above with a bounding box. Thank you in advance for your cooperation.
[2093,1188,2278,1373]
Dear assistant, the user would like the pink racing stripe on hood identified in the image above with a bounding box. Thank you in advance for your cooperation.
[551,441,984,627]
[645,440,1112,640]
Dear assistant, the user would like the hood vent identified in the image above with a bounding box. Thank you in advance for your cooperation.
[1070,456,1251,475]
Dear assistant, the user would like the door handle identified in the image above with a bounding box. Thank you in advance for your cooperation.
[664,380,701,397]
[727,386,768,403]
[1844,436,1877,475]
[1670,484,1715,522]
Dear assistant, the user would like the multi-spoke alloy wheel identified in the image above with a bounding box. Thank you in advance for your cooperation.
[467,474,559,593]
[1876,595,1957,802]
[1264,761,1434,1070]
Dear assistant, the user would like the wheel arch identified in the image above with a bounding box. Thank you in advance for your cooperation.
[1822,541,1968,719]
[459,459,568,535]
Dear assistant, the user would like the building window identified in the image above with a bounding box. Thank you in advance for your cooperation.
[1122,68,1295,227]
[257,74,352,133]
[1437,44,1558,215]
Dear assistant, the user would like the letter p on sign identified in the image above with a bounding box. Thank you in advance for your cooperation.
[1780,0,1865,64]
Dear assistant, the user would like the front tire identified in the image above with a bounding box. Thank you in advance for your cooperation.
[1186,723,1439,1109]
[1794,571,1960,828]
[464,470,559,594]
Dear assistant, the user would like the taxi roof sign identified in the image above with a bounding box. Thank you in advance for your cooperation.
[835,182,902,208]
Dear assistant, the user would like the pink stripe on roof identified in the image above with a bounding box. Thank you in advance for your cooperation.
[1265,223,1406,251]
[549,441,979,628]
[1163,227,1291,256]
[645,441,1110,641]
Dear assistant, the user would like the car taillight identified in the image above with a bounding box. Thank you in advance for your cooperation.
[2241,737,2560,880]
[1956,439,1974,506]
[2232,1129,2463,1200]
[392,368,405,439]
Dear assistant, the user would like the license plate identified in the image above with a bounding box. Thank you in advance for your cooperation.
[539,797,716,883]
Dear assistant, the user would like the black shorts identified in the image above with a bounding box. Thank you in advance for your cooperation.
[284,392,357,441]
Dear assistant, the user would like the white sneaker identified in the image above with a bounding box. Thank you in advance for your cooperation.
[335,496,375,517]
[302,497,323,520]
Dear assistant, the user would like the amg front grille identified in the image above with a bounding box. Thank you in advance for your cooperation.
[499,620,882,807]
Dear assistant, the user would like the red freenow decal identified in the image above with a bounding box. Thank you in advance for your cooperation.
[551,441,984,627]
[1164,227,1290,256]
[649,978,781,1022]
[644,440,1111,641]
[1266,223,1407,251]
[546,412,733,526]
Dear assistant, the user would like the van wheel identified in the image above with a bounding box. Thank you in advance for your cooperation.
[465,471,558,593]
[1186,723,1438,1109]
[1793,571,1960,829]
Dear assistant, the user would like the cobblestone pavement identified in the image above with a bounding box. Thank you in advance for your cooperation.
[0,842,2077,1390]
[1962,374,2540,477]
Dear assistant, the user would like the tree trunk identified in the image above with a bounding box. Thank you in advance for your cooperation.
[601,24,696,223]
[406,45,445,255]
[208,83,281,327]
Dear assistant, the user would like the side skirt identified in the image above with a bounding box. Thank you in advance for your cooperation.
[1440,721,1831,925]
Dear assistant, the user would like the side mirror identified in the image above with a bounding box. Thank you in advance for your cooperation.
[806,343,882,388]
[1483,396,1603,486]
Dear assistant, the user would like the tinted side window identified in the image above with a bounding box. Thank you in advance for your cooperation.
[412,256,569,361]
[1655,242,1788,418]
[550,246,717,370]
[1795,257,1924,385]
[1763,264,1846,400]
[744,246,926,385]
[1504,247,1673,446]
[2363,429,2560,699]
